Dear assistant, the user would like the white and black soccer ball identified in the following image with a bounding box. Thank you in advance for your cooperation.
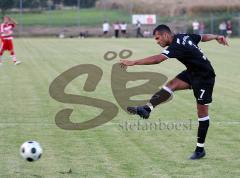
[20,141,42,162]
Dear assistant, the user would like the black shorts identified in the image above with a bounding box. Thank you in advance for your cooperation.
[176,70,215,105]
[121,30,126,34]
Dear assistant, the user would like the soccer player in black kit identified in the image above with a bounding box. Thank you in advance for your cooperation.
[119,24,228,160]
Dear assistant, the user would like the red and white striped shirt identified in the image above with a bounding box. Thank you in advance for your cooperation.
[0,23,15,40]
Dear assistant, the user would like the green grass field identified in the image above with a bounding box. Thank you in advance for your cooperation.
[9,9,131,26]
[0,38,239,178]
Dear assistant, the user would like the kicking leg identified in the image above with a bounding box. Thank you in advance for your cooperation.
[127,78,190,119]
[148,78,190,107]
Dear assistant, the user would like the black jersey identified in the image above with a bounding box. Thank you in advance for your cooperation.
[161,34,215,77]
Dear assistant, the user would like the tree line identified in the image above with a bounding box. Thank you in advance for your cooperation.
[0,0,97,16]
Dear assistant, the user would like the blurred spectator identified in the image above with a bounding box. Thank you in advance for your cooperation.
[59,31,65,38]
[219,21,227,36]
[192,20,200,34]
[226,20,232,38]
[79,31,88,39]
[102,21,110,36]
[136,20,143,38]
[120,21,127,37]
[143,30,151,38]
[113,21,120,38]
[199,21,205,34]
[59,29,67,38]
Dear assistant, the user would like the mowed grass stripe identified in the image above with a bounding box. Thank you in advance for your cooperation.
[0,39,63,177]
[12,38,131,177]
[0,38,239,177]
[94,127,172,177]
[15,38,172,177]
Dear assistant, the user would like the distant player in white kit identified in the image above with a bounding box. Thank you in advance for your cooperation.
[0,16,21,65]
[120,21,127,37]
[102,21,110,37]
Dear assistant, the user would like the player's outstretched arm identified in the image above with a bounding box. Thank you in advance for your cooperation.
[119,54,167,68]
[201,34,229,46]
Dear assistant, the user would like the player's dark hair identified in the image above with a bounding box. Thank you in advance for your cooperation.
[153,24,171,35]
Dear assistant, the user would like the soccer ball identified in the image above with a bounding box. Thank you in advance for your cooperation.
[20,141,42,162]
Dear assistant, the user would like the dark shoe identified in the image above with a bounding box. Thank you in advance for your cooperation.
[189,150,206,160]
[127,105,150,119]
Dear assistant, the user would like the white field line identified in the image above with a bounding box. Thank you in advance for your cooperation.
[0,120,239,126]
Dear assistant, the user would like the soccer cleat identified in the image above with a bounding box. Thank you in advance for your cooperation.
[14,61,21,65]
[127,105,151,119]
[189,150,206,160]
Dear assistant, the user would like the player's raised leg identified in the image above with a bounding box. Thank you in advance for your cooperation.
[127,77,190,119]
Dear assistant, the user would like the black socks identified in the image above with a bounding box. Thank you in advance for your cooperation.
[195,116,210,152]
[149,86,173,108]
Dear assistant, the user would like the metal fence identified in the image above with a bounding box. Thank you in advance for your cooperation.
[6,0,240,37]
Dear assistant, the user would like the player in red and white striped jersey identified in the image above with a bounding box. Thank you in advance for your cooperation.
[0,16,21,65]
